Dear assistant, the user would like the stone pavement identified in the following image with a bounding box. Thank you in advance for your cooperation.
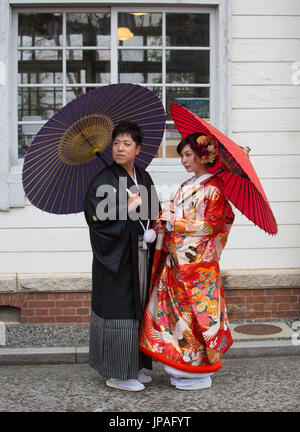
[0,320,299,413]
[1,275,299,415]
[0,356,299,412]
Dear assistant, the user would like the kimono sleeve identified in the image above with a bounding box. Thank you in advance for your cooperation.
[84,173,128,273]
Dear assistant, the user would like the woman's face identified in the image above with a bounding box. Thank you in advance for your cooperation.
[180,144,202,173]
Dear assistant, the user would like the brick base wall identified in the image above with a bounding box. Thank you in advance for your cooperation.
[0,293,91,324]
[225,288,300,320]
[0,288,299,324]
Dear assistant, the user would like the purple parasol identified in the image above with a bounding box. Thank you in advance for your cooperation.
[22,83,166,214]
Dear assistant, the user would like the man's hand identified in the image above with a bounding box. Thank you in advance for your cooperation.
[128,192,142,213]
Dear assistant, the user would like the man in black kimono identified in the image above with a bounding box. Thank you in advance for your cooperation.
[84,121,160,391]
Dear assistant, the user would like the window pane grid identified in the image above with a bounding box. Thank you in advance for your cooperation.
[17,9,212,159]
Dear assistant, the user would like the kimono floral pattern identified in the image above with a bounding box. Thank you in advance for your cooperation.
[139,176,235,373]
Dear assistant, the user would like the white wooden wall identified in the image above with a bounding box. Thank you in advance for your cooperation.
[0,0,299,273]
[224,0,300,269]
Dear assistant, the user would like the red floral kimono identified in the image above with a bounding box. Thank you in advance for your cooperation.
[139,174,235,373]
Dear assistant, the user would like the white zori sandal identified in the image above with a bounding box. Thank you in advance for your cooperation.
[106,378,145,392]
[138,374,152,384]
[165,365,213,390]
[171,376,212,390]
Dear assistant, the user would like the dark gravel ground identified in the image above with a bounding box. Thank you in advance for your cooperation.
[0,356,299,412]
[0,319,297,349]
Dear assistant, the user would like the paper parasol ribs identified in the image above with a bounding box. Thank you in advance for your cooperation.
[22,83,166,214]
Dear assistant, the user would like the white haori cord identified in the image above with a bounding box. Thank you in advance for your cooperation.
[128,169,157,250]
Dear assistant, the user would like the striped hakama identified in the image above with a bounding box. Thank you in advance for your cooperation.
[89,237,152,380]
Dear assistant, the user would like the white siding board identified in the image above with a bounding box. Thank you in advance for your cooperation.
[220,248,300,270]
[0,205,87,229]
[0,252,92,273]
[233,202,300,226]
[0,228,90,252]
[243,155,300,179]
[0,201,298,231]
[232,109,300,132]
[232,16,300,39]
[1,249,298,273]
[232,39,300,62]
[232,0,300,16]
[1,224,299,253]
[230,132,300,155]
[232,86,300,109]
[226,225,300,249]
[0,4,298,273]
[230,0,300,270]
[232,63,295,86]
[1,180,299,230]
[261,179,300,202]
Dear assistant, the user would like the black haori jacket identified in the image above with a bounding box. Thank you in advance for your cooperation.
[84,162,160,320]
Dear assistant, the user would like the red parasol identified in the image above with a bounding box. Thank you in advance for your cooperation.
[171,103,277,235]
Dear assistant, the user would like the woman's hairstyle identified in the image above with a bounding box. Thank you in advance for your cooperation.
[112,121,143,146]
[177,132,219,167]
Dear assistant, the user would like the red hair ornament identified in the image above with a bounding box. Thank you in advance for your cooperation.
[195,135,220,166]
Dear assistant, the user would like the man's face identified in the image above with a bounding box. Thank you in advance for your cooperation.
[112,133,141,169]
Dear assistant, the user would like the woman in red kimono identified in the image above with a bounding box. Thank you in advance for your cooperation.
[139,132,235,390]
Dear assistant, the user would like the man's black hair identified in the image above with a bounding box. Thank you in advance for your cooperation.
[112,121,143,146]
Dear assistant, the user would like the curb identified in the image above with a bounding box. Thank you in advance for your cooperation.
[0,341,299,366]
[225,340,300,359]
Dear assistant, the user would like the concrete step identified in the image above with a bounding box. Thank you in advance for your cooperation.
[0,340,299,366]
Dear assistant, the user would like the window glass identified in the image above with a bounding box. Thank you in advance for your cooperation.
[18,87,63,121]
[66,13,110,47]
[166,50,209,84]
[18,13,63,47]
[166,13,209,46]
[118,13,162,47]
[66,87,96,103]
[164,123,181,158]
[165,87,210,157]
[166,87,210,120]
[18,50,63,84]
[118,49,162,84]
[16,10,212,159]
[66,49,110,84]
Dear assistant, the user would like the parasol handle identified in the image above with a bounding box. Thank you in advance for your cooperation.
[177,168,223,207]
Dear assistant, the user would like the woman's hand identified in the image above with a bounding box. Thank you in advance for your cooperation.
[163,200,174,213]
[160,200,175,225]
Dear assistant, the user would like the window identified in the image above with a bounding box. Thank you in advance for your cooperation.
[15,7,216,160]
[117,11,213,158]
[17,11,111,158]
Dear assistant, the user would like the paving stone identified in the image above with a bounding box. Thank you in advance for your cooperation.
[0,357,298,412]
